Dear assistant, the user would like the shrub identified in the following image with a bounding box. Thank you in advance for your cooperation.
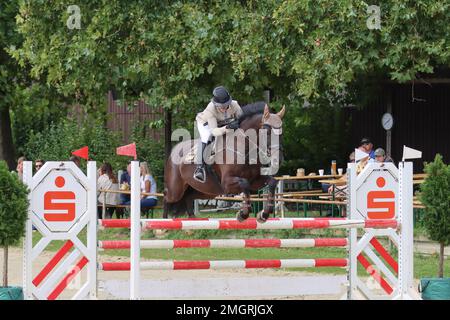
[24,118,128,173]
[419,154,450,277]
[0,161,29,286]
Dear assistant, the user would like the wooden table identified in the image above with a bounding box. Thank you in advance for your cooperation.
[275,174,343,217]
[318,179,346,186]
[413,173,428,179]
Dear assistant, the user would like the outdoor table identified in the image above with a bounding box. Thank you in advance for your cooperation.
[318,178,348,217]
[275,174,343,217]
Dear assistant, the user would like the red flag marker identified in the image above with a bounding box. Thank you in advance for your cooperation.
[116,143,137,160]
[72,146,89,160]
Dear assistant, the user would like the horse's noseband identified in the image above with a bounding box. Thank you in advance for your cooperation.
[261,123,283,135]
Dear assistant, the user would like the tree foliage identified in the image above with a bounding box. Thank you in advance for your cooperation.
[419,154,450,277]
[11,1,450,109]
[8,1,450,171]
[24,119,128,172]
[419,154,450,246]
[0,161,29,247]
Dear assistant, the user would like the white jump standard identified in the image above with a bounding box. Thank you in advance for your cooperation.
[23,161,419,300]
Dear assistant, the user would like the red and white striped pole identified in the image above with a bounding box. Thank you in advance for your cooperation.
[98,217,398,230]
[99,238,348,250]
[99,258,348,271]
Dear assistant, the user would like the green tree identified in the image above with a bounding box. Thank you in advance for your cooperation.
[0,1,24,168]
[0,161,29,287]
[9,1,450,168]
[1,1,68,168]
[419,154,450,278]
[24,119,127,171]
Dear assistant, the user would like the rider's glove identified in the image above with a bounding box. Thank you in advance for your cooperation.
[226,120,240,130]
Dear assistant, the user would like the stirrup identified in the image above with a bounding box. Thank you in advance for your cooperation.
[193,167,206,183]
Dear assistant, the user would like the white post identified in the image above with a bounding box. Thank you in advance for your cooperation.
[194,199,199,216]
[22,161,33,300]
[130,161,141,299]
[278,179,284,218]
[397,161,417,299]
[347,163,358,300]
[86,162,98,299]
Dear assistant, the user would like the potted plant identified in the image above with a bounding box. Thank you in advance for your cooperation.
[0,161,29,300]
[418,154,450,300]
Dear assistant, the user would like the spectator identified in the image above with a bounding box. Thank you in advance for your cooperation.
[119,162,132,205]
[122,162,158,213]
[97,163,120,219]
[374,148,394,163]
[35,159,45,173]
[70,155,81,168]
[16,156,26,180]
[349,151,355,163]
[139,162,158,211]
[324,151,354,193]
[356,156,369,174]
[360,137,375,160]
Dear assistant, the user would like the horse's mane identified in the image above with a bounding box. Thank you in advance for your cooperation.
[238,101,273,122]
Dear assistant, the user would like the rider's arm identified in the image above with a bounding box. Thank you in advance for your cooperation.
[232,101,243,119]
[209,117,227,136]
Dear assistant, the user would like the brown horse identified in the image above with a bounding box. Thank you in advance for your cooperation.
[163,101,285,222]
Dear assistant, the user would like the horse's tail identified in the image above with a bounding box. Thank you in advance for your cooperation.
[163,187,186,218]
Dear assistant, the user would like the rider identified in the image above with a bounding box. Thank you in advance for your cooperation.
[193,86,243,182]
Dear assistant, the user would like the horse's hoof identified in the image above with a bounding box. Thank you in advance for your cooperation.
[236,210,249,222]
[256,210,268,224]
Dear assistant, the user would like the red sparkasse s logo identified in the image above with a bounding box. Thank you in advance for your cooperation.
[366,177,395,219]
[44,176,76,222]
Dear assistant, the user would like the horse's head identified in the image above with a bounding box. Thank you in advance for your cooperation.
[261,104,285,135]
[259,104,285,169]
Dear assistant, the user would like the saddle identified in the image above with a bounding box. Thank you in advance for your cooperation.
[184,138,217,163]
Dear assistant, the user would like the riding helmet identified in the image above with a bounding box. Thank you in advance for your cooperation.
[212,86,232,107]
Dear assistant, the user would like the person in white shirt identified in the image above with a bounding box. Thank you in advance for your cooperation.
[139,162,157,210]
[97,162,120,218]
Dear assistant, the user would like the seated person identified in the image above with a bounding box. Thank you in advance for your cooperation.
[35,159,45,173]
[141,162,158,210]
[360,137,375,161]
[322,151,354,193]
[327,148,368,195]
[119,162,132,204]
[122,162,157,213]
[97,163,120,219]
[374,148,394,163]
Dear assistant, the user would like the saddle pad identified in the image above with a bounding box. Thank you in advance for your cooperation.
[184,142,216,163]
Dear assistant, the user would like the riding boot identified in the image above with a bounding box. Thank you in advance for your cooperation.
[193,142,207,182]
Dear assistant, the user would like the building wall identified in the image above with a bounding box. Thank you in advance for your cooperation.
[106,92,164,143]
[346,83,450,172]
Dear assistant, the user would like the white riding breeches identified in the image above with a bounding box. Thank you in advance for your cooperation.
[197,119,211,143]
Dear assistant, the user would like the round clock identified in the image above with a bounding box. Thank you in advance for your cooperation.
[382,113,394,131]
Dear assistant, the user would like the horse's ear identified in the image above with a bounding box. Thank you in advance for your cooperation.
[263,104,270,121]
[277,105,286,120]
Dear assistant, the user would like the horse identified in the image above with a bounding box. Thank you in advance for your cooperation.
[163,101,285,222]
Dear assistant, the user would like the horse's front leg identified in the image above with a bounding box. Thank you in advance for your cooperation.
[222,176,251,222]
[257,177,278,223]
